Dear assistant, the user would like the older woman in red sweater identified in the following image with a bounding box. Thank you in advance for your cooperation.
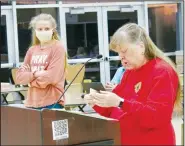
[84,23,182,145]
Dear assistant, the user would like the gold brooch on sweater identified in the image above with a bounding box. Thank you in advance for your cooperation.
[135,82,142,93]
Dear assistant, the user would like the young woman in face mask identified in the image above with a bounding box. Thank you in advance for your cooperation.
[16,13,67,109]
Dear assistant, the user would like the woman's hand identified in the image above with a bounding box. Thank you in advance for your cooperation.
[19,64,31,72]
[84,94,95,107]
[105,82,117,91]
[84,88,98,107]
[91,90,123,107]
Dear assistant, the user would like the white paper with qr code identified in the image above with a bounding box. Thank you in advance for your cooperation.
[52,119,69,140]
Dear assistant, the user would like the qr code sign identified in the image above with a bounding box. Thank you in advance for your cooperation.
[52,119,69,140]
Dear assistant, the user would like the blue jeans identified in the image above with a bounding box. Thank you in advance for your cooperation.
[34,103,64,110]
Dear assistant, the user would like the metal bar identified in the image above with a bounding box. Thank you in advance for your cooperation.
[1,63,14,68]
[97,7,106,84]
[68,58,103,64]
[1,6,12,10]
[15,4,59,9]
[12,1,19,67]
[58,1,68,51]
[102,7,110,83]
[144,1,149,34]
[62,2,146,8]
[109,51,182,61]
[61,1,181,8]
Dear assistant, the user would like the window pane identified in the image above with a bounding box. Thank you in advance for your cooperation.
[1,15,8,63]
[148,4,181,52]
[17,8,59,62]
[66,12,99,59]
[84,62,100,82]
[108,11,138,56]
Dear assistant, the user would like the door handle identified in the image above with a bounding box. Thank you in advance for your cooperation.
[104,57,110,61]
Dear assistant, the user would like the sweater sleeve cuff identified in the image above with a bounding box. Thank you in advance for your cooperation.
[121,99,132,112]
[92,105,100,111]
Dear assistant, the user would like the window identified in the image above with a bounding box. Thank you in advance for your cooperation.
[66,12,99,59]
[1,15,8,63]
[148,4,181,53]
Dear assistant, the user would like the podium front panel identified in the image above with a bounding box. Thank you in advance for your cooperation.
[1,105,121,145]
[41,109,121,145]
[1,106,42,145]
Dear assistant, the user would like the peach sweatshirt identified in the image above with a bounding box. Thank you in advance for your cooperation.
[16,41,66,108]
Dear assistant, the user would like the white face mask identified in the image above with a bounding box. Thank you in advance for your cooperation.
[35,30,53,43]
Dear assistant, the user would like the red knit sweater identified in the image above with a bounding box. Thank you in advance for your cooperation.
[93,58,179,145]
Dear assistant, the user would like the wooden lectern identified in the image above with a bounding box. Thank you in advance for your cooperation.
[1,105,121,145]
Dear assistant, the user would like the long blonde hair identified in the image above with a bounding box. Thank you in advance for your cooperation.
[110,23,182,113]
[29,13,68,70]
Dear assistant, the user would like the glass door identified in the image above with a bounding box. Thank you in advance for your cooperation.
[1,9,15,68]
[102,5,145,83]
[61,6,105,83]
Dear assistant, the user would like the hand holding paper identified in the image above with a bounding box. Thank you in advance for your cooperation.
[84,88,98,107]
